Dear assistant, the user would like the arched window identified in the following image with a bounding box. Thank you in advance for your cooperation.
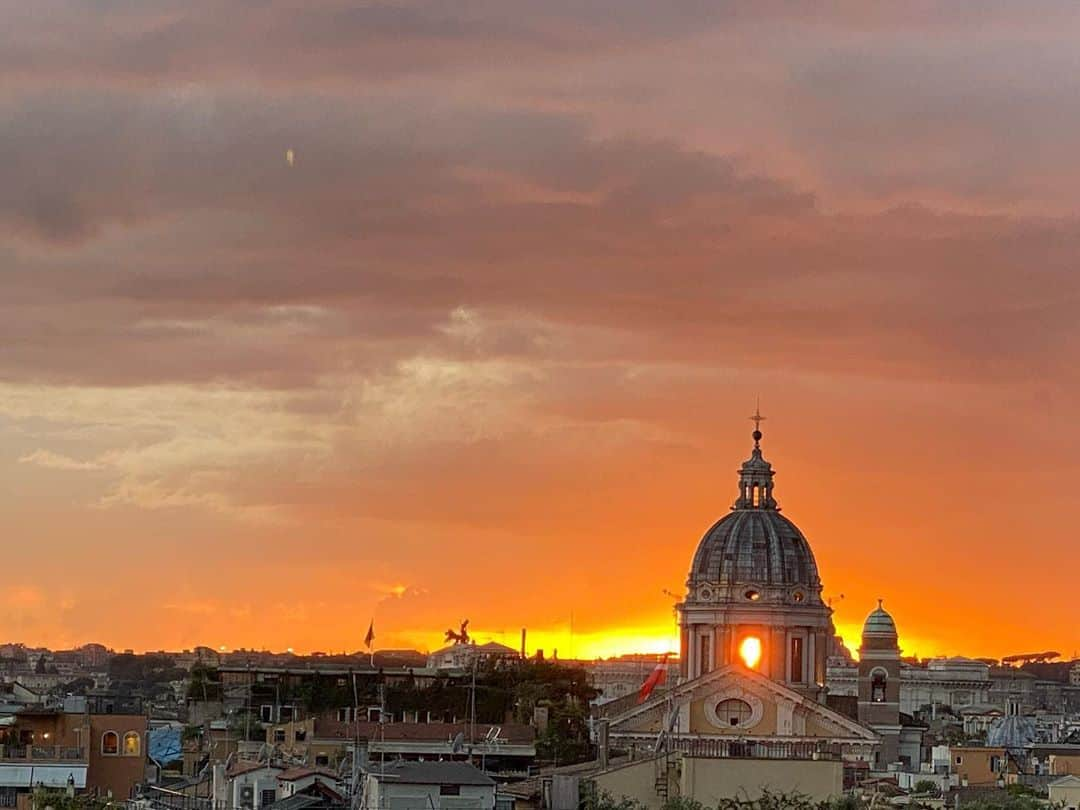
[123,732,140,756]
[871,671,887,703]
[101,731,119,755]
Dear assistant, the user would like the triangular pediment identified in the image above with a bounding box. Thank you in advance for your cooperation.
[608,664,877,742]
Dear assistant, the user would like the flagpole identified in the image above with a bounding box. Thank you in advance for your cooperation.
[365,619,376,668]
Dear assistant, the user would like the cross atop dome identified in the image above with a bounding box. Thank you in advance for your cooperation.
[749,401,766,447]
[734,406,777,510]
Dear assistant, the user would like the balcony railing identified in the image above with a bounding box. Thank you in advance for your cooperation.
[671,738,838,761]
[613,735,839,762]
[0,745,87,762]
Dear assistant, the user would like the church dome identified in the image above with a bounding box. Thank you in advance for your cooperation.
[863,601,898,638]
[687,420,823,599]
[690,509,821,587]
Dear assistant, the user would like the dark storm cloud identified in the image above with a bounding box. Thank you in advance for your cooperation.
[2,0,1080,393]
[7,1,1074,89]
[0,0,731,86]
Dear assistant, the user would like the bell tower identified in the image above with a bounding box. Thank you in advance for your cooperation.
[858,600,902,766]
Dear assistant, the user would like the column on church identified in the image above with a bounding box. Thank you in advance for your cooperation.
[770,626,787,682]
[680,627,690,678]
[810,631,823,685]
[714,626,728,668]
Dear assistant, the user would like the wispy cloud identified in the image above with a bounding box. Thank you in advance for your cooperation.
[18,449,103,471]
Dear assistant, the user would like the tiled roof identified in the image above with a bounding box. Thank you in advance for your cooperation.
[228,761,281,777]
[279,767,339,782]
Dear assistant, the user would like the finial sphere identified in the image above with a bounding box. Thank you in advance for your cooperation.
[752,429,762,442]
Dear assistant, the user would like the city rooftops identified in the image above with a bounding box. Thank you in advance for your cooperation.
[278,766,339,782]
[369,761,494,786]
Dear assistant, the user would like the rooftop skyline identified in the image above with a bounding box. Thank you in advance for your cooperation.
[2,2,1079,662]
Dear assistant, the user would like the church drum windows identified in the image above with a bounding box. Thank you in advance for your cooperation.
[790,637,804,683]
[698,634,712,675]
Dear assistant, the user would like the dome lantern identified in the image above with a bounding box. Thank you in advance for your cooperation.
[734,407,777,510]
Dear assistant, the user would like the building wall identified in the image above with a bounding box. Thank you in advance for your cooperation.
[3,712,145,800]
[827,660,992,715]
[687,693,779,736]
[87,713,147,800]
[592,756,842,808]
[4,712,86,748]
[1049,780,1080,810]
[229,767,282,809]
[592,759,665,810]
[364,779,494,810]
[267,718,349,766]
[682,757,842,803]
[949,747,1005,787]
[1051,755,1080,776]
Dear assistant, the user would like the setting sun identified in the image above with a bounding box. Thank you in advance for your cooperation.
[739,636,763,669]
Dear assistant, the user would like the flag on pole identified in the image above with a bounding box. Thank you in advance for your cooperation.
[364,620,375,650]
[637,654,669,703]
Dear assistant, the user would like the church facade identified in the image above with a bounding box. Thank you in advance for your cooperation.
[676,421,833,703]
[601,422,895,804]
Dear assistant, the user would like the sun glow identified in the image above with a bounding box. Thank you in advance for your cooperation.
[739,636,762,669]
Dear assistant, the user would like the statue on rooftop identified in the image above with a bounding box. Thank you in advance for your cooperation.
[444,619,471,645]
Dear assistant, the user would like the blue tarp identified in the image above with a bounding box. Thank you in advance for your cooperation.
[148,726,183,765]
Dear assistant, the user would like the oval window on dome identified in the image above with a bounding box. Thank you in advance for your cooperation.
[792,591,804,603]
[744,589,760,601]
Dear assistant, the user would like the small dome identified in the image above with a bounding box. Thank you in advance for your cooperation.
[987,715,1036,750]
[863,601,898,638]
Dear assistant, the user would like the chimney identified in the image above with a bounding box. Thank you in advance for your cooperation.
[212,764,227,807]
[520,629,527,660]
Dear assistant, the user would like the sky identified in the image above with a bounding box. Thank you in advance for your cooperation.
[2,1,1079,662]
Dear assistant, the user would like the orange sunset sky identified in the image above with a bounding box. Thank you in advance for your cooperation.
[1,3,1078,662]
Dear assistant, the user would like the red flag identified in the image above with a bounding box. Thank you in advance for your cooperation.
[637,655,669,703]
[364,620,375,649]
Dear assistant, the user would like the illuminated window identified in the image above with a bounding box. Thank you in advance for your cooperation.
[744,589,760,601]
[101,731,119,756]
[871,671,887,703]
[739,636,762,669]
[123,732,140,756]
[715,699,753,727]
